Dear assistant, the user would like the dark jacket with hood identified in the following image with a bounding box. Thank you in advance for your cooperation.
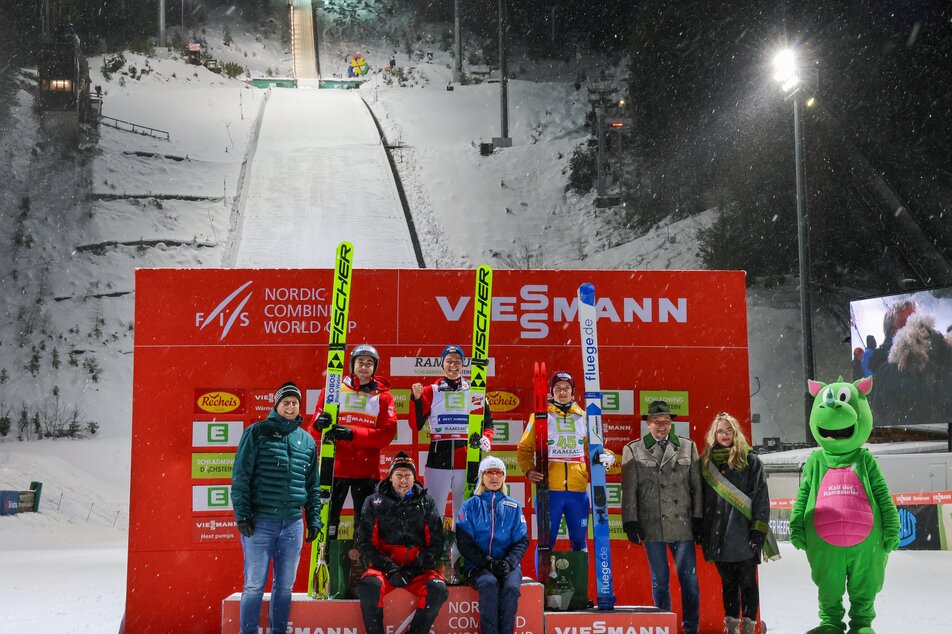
[231,408,321,528]
[700,450,769,563]
[357,479,445,574]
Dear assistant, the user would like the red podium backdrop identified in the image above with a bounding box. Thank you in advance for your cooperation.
[128,268,750,633]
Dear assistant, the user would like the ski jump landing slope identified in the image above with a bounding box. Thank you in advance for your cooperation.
[291,0,319,83]
[233,89,418,268]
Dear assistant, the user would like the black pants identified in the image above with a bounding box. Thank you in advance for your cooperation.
[328,477,378,538]
[714,557,759,619]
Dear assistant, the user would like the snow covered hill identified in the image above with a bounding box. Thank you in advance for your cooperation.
[0,8,882,633]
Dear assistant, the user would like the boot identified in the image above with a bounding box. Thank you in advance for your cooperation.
[741,617,756,634]
[724,617,741,634]
[407,579,449,634]
[356,577,385,634]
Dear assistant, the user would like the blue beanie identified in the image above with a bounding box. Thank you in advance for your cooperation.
[440,344,465,364]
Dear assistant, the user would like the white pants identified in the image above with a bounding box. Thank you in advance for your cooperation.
[424,467,466,523]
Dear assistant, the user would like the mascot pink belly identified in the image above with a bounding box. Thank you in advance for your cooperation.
[814,467,873,546]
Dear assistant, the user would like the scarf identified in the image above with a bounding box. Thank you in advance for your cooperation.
[702,457,781,561]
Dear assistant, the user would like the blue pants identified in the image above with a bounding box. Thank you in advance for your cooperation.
[548,490,589,551]
[644,540,700,634]
[239,518,303,634]
[469,567,523,634]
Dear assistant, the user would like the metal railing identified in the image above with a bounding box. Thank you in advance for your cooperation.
[99,114,171,141]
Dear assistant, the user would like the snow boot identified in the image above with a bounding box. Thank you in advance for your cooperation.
[356,576,385,634]
[741,617,756,634]
[724,616,741,634]
[407,579,449,634]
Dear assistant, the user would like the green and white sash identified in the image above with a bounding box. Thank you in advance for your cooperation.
[702,459,781,561]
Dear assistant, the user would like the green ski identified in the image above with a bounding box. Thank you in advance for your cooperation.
[308,241,354,599]
[464,264,493,499]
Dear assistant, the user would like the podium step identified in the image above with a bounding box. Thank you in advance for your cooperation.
[222,581,544,633]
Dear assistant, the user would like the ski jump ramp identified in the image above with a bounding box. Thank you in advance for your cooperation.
[233,89,418,268]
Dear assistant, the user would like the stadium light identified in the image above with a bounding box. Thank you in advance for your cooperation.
[772,47,815,442]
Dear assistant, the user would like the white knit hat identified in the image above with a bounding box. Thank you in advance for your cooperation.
[478,456,506,479]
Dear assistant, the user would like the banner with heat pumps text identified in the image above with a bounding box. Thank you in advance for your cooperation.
[129,267,750,633]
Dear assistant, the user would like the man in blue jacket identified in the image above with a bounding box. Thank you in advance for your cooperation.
[231,381,322,634]
[456,456,529,634]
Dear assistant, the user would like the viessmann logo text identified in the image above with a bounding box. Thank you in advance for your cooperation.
[196,391,242,414]
[436,284,687,338]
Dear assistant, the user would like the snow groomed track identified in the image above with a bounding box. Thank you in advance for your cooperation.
[233,89,418,268]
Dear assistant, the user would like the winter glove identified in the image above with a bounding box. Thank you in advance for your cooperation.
[468,432,483,449]
[489,559,513,579]
[324,425,354,442]
[479,434,492,452]
[388,568,411,588]
[884,535,900,552]
[237,520,254,538]
[791,535,806,551]
[692,518,704,544]
[306,526,320,543]
[748,530,766,553]
[597,450,616,469]
[623,521,643,545]
[315,412,334,431]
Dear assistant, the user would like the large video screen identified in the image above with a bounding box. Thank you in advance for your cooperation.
[849,286,952,426]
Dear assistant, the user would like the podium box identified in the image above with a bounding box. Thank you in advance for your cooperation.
[222,581,544,633]
[544,607,679,633]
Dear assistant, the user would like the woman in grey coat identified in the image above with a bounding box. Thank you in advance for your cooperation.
[699,412,772,634]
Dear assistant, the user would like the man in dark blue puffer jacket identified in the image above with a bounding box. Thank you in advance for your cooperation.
[232,381,321,634]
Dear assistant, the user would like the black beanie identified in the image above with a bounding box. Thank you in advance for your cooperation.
[274,381,302,405]
[388,451,417,477]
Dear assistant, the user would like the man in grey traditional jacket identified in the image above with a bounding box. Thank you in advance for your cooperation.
[621,400,703,634]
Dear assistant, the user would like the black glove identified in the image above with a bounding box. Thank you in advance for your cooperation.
[324,425,354,442]
[489,559,513,579]
[306,526,320,542]
[468,431,482,449]
[692,518,704,544]
[237,520,254,538]
[388,568,411,588]
[623,521,643,545]
[749,530,766,553]
[315,412,333,431]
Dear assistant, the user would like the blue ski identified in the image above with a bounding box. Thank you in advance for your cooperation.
[577,282,616,610]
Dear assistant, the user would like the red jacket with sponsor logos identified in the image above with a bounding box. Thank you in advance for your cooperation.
[409,376,493,470]
[309,375,397,479]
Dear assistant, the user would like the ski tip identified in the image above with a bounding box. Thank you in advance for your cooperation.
[578,282,595,305]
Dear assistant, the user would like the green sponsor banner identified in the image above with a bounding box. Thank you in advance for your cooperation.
[391,389,410,415]
[191,452,235,479]
[417,425,431,445]
[639,390,690,417]
[586,513,626,540]
[493,451,523,477]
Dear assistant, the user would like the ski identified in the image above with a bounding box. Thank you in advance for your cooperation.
[577,282,616,610]
[533,361,552,584]
[308,241,355,599]
[464,264,493,499]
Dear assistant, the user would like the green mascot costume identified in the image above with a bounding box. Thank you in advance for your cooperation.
[790,377,900,634]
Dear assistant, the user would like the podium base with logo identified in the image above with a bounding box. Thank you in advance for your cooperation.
[222,581,544,633]
[544,607,679,633]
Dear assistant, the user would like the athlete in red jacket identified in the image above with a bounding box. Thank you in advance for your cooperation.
[311,344,397,538]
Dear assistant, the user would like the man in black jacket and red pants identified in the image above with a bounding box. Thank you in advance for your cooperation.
[356,452,449,634]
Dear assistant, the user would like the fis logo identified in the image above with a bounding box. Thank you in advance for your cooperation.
[195,281,252,340]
